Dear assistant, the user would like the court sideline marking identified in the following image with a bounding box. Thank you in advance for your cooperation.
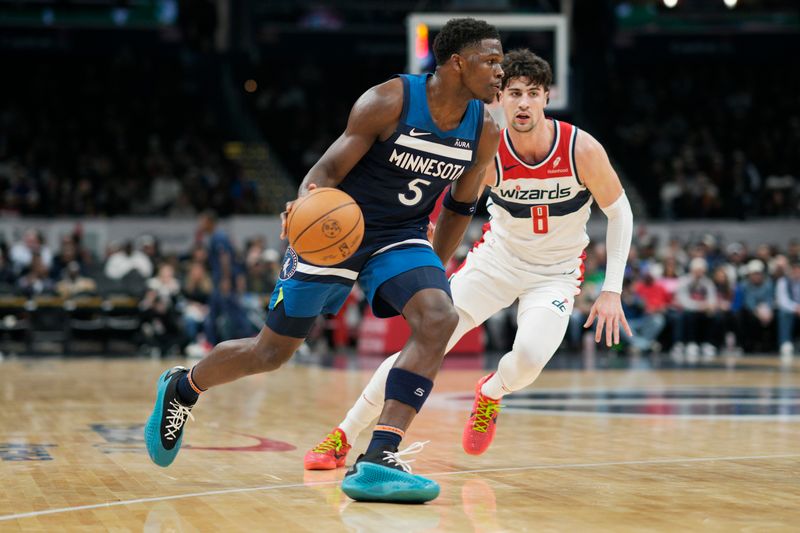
[2,453,799,522]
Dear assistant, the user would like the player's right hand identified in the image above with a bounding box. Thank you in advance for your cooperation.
[280,184,317,240]
[584,291,632,347]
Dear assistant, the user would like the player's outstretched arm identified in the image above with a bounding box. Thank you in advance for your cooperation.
[432,110,501,264]
[280,79,404,238]
[576,130,634,347]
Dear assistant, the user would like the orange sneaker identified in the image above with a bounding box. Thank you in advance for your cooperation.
[462,373,503,455]
[304,428,351,470]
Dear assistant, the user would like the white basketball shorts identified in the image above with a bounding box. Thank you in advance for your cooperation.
[449,229,584,327]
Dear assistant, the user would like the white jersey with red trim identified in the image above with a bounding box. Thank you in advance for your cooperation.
[486,119,592,266]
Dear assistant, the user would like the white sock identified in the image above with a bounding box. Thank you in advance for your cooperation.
[480,370,513,400]
[338,354,397,442]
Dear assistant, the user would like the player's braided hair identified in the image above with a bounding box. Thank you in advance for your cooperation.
[501,49,552,92]
[432,18,500,66]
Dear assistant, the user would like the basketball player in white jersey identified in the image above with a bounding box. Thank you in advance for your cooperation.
[305,49,633,468]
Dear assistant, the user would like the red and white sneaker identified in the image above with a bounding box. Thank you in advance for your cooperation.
[304,428,351,470]
[462,373,504,455]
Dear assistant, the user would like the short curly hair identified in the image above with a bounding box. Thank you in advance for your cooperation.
[501,49,552,91]
[432,18,500,66]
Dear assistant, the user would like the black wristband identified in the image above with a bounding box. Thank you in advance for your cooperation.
[442,188,477,216]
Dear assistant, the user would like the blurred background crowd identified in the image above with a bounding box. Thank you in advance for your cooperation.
[2,1,799,221]
[2,217,799,362]
[0,0,798,361]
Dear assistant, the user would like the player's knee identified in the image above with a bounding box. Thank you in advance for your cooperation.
[515,324,556,366]
[410,303,459,345]
[512,338,553,372]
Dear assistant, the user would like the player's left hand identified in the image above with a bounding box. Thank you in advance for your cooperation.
[280,184,317,240]
[426,221,436,242]
[583,291,632,347]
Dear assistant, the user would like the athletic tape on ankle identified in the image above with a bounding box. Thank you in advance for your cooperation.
[188,368,206,394]
[385,368,433,412]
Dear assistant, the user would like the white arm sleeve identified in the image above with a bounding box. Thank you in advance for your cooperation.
[600,191,633,294]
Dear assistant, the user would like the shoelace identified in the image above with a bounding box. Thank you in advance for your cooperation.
[164,400,194,441]
[313,432,344,453]
[381,440,429,474]
[471,397,503,433]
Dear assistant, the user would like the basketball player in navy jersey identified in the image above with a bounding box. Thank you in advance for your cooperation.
[306,49,634,464]
[144,18,503,503]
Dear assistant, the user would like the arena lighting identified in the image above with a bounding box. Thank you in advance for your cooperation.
[723,0,738,7]
[244,79,257,93]
[407,13,570,110]
[415,23,429,59]
[663,0,678,7]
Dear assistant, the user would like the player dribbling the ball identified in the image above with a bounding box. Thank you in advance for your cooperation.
[285,187,364,266]
[144,18,504,504]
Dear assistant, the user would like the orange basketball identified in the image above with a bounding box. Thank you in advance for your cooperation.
[287,187,364,266]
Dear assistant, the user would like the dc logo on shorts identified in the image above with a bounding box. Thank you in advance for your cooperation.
[279,248,298,280]
[551,298,567,313]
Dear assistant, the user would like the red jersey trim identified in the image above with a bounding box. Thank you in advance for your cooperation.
[501,118,560,170]
[569,125,582,185]
[492,154,502,188]
[497,120,580,183]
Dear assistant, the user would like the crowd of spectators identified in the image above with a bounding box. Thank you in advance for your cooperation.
[565,233,800,363]
[2,217,799,362]
[466,229,800,364]
[2,42,797,221]
[0,53,260,218]
[247,58,799,221]
[0,215,281,356]
[607,64,800,219]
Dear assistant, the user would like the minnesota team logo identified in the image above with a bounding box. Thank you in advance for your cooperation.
[279,248,299,280]
[322,219,342,238]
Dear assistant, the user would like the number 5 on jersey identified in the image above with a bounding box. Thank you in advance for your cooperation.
[531,205,549,234]
[398,178,431,206]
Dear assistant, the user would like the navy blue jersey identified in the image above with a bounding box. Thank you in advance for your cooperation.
[339,74,485,236]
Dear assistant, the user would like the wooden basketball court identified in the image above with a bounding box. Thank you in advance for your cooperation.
[1,356,799,531]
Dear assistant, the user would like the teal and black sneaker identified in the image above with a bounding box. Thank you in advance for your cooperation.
[341,441,439,504]
[144,366,195,467]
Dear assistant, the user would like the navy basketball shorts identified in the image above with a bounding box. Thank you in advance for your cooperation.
[266,240,452,338]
